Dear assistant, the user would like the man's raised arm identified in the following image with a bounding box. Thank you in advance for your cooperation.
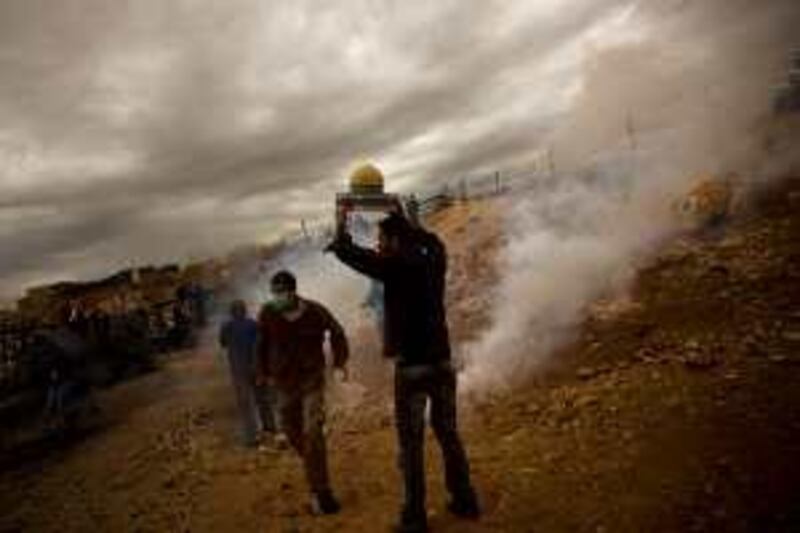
[326,234,390,281]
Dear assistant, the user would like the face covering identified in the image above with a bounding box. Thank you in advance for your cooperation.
[270,292,295,313]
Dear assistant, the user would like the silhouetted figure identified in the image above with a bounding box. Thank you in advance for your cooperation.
[219,300,263,447]
[328,212,479,533]
[257,270,349,516]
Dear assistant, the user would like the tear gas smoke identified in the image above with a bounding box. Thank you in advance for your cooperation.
[460,0,800,395]
[212,0,799,404]
[229,226,384,409]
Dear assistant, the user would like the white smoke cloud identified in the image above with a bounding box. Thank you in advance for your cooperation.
[211,0,800,401]
[460,0,800,394]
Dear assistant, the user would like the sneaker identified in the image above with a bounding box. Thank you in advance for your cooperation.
[273,432,289,450]
[447,492,481,519]
[393,521,428,533]
[310,490,341,515]
[393,507,428,533]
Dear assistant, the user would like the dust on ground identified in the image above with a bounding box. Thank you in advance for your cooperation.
[1,180,799,532]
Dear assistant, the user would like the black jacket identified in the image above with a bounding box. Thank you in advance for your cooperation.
[330,228,450,366]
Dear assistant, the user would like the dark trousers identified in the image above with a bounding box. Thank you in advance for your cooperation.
[395,364,474,516]
[255,384,278,433]
[231,378,261,446]
[277,387,331,493]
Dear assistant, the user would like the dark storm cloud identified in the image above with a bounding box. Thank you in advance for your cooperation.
[1,0,797,300]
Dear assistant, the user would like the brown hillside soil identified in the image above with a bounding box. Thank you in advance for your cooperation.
[1,184,799,532]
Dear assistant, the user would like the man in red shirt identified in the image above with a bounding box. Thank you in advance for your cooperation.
[257,270,349,515]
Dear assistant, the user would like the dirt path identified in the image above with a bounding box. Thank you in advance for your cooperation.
[1,186,799,532]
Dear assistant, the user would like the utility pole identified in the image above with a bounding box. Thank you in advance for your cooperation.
[625,112,638,152]
[624,112,638,205]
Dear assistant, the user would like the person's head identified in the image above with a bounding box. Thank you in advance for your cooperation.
[229,299,247,320]
[270,270,298,310]
[378,212,412,256]
[59,305,73,326]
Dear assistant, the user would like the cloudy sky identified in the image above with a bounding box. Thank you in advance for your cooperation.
[0,0,797,301]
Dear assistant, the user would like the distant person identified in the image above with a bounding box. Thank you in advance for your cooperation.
[189,282,209,327]
[126,308,155,371]
[328,212,479,533]
[257,270,349,516]
[219,300,262,448]
[362,279,385,331]
[38,318,96,436]
[406,194,420,227]
[171,300,192,348]
[42,338,86,433]
[67,302,90,338]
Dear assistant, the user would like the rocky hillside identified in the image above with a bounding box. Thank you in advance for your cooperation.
[0,178,798,532]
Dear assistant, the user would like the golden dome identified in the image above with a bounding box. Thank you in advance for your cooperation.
[349,163,384,194]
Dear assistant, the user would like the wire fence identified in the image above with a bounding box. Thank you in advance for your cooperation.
[0,167,539,415]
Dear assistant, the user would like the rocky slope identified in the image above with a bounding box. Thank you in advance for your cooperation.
[0,178,798,532]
